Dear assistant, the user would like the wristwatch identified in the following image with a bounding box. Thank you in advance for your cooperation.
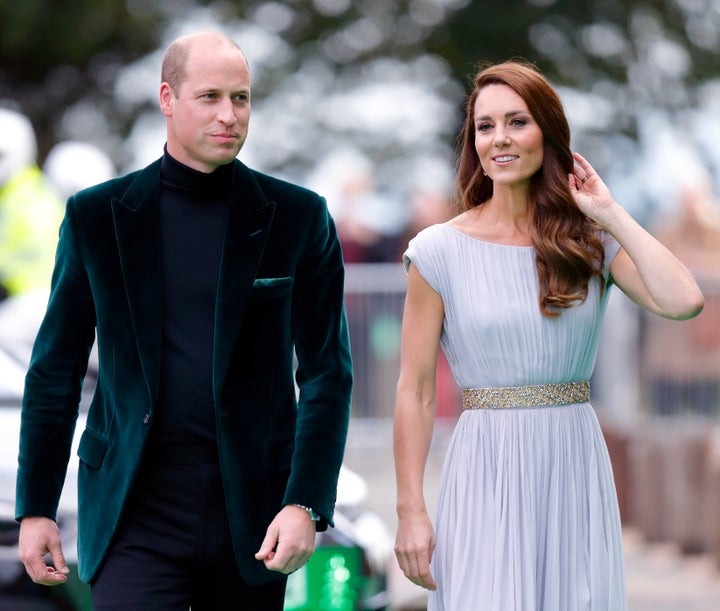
[293,504,321,521]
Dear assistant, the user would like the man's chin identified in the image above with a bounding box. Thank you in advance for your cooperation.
[216,145,243,164]
[207,150,240,169]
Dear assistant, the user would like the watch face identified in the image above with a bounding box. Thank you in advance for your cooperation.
[295,504,320,520]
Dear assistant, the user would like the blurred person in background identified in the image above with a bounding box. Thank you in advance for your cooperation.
[325,156,407,416]
[393,60,704,610]
[0,108,65,301]
[15,30,352,611]
[335,163,407,264]
[641,169,720,416]
[43,140,117,202]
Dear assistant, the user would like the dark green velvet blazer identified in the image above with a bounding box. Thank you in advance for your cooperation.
[15,157,353,585]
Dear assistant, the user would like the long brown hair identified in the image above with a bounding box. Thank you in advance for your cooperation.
[455,60,605,317]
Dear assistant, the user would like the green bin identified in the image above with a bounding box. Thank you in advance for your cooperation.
[284,545,365,610]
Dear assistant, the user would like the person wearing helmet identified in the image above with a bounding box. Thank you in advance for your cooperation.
[0,108,65,301]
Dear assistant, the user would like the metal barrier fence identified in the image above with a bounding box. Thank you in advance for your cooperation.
[344,263,407,420]
[345,264,720,421]
[344,263,464,420]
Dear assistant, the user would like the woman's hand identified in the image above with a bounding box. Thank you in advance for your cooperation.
[394,509,437,591]
[570,154,704,320]
[568,152,618,226]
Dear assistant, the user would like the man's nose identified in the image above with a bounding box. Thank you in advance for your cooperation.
[217,98,237,125]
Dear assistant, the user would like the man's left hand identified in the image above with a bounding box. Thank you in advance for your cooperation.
[254,505,317,573]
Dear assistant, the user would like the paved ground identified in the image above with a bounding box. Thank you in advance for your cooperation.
[623,529,720,611]
[343,419,720,611]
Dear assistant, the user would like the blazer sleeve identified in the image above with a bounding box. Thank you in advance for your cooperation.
[282,196,353,527]
[15,199,96,520]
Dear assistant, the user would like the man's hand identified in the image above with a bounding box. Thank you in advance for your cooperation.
[254,505,317,574]
[18,516,69,585]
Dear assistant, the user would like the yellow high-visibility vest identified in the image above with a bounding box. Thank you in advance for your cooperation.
[0,165,65,296]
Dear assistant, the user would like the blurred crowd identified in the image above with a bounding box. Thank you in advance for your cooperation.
[639,168,720,418]
[1,106,719,421]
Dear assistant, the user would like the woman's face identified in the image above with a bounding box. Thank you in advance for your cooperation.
[473,83,544,189]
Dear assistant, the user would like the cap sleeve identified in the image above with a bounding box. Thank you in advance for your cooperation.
[601,230,621,279]
[402,224,446,296]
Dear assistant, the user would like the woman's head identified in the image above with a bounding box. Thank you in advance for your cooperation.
[455,60,605,317]
[457,61,573,210]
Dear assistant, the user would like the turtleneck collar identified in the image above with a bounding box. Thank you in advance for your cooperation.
[160,147,234,195]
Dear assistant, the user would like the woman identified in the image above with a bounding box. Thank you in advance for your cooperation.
[393,61,703,610]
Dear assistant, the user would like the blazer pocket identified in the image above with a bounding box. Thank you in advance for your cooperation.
[253,276,292,288]
[77,428,109,470]
[251,277,293,300]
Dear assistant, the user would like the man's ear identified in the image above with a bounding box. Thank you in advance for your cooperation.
[159,82,174,117]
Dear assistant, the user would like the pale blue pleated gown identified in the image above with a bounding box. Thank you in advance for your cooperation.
[403,224,627,611]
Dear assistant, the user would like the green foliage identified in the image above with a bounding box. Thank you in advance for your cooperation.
[0,0,162,158]
[432,0,720,96]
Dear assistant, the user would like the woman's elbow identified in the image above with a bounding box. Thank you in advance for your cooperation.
[667,289,704,321]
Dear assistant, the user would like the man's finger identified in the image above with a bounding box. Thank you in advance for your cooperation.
[25,558,69,586]
[254,528,278,561]
[38,566,70,586]
[48,542,69,576]
[265,547,311,574]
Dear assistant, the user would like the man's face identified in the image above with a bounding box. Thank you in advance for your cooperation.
[160,42,251,173]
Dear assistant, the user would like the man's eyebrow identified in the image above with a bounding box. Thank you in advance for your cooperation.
[194,85,249,92]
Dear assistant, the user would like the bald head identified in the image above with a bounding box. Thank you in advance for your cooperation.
[161,32,248,94]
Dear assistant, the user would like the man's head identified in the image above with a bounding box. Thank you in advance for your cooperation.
[160,31,251,173]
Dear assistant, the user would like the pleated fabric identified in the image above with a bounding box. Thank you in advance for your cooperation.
[403,224,627,611]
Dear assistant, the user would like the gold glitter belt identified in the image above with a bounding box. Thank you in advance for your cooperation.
[462,381,590,410]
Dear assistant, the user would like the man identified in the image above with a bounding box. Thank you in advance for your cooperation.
[16,31,352,610]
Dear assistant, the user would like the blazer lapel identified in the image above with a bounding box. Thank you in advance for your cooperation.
[212,162,276,402]
[112,160,163,406]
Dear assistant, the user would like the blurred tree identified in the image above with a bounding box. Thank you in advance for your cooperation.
[0,0,168,160]
[2,0,719,210]
[0,0,469,173]
[429,0,720,131]
[427,0,720,222]
[95,0,471,181]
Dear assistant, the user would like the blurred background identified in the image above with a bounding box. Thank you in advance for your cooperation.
[2,0,720,609]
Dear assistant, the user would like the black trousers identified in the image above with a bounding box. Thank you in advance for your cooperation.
[91,444,286,610]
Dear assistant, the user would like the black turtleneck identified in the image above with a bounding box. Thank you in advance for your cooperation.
[153,152,233,445]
